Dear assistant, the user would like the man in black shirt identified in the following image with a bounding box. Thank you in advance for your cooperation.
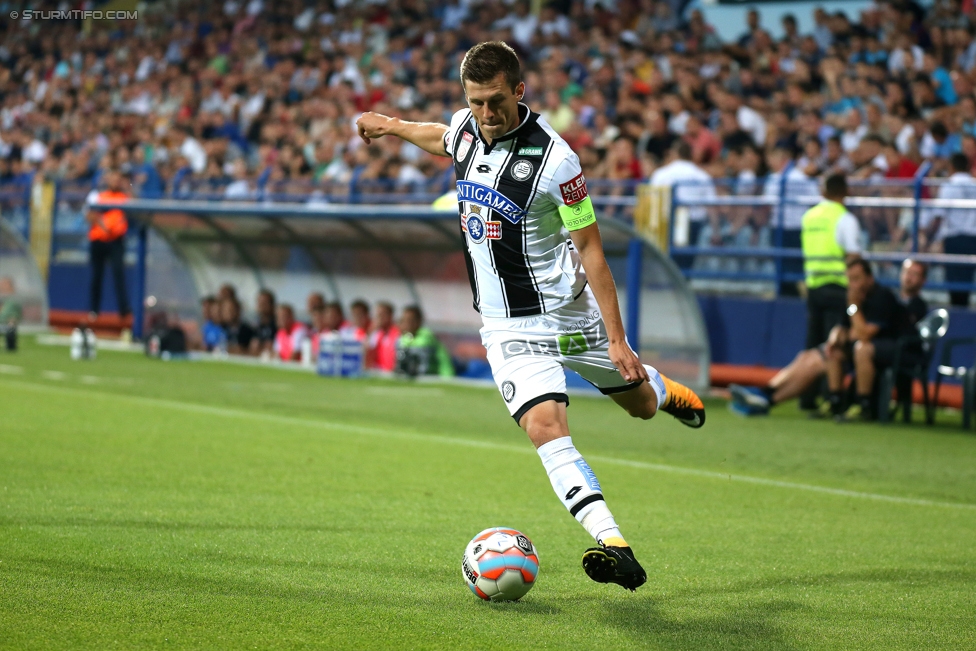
[826,259,912,420]
[251,288,277,357]
[220,296,255,355]
[899,259,929,329]
[643,110,676,164]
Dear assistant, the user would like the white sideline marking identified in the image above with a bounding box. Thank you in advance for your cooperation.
[40,370,67,381]
[3,378,975,513]
[0,364,23,375]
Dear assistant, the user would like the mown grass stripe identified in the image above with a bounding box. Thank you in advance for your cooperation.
[5,378,975,512]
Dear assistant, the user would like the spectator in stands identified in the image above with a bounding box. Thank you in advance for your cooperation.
[827,259,914,421]
[396,305,454,378]
[764,146,820,296]
[823,136,853,175]
[274,303,308,362]
[923,153,976,306]
[85,169,131,322]
[683,114,721,166]
[224,160,253,199]
[3,0,976,302]
[650,141,716,269]
[220,296,255,355]
[367,301,400,372]
[349,299,371,341]
[251,289,277,357]
[642,110,676,165]
[200,296,224,352]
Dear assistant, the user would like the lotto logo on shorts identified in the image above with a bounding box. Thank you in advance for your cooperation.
[559,172,589,206]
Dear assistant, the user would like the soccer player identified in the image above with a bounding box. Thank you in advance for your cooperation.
[356,41,705,592]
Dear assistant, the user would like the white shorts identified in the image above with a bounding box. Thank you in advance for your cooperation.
[480,286,642,423]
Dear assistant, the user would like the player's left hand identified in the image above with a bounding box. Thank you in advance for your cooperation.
[609,340,649,384]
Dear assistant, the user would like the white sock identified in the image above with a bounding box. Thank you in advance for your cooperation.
[536,437,626,546]
[644,364,667,410]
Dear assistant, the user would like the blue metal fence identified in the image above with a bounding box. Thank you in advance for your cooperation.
[667,167,976,297]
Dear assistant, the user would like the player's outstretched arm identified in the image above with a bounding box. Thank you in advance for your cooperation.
[570,223,649,384]
[356,112,451,157]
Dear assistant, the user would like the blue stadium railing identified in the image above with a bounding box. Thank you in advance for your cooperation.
[667,166,976,297]
[5,172,975,334]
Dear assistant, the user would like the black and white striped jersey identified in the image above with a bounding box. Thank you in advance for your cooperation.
[445,104,593,318]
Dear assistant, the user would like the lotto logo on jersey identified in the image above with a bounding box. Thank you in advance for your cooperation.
[559,172,589,206]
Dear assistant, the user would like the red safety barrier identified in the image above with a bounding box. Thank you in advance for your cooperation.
[49,309,132,337]
[711,363,963,409]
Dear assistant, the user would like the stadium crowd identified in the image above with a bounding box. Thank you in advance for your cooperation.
[194,283,454,376]
[2,2,976,196]
[3,0,976,289]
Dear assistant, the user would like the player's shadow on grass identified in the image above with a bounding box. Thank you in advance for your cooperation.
[605,597,802,651]
[603,567,976,650]
[666,567,976,598]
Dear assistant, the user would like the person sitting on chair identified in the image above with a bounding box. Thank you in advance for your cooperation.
[898,259,929,329]
[827,259,916,421]
[730,258,927,418]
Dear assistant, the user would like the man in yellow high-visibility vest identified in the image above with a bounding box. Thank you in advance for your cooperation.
[728,173,862,416]
[800,173,862,351]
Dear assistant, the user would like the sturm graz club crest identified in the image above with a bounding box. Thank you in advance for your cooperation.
[501,381,516,403]
[515,534,533,555]
[511,159,533,181]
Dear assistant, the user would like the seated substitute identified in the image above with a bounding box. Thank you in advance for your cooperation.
[273,303,309,362]
[0,277,22,351]
[366,301,400,372]
[220,296,255,355]
[730,258,926,417]
[898,259,929,329]
[395,305,455,378]
[200,295,224,351]
[251,288,277,357]
[829,259,926,421]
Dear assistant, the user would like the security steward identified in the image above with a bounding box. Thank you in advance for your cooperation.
[800,172,864,355]
[86,169,131,320]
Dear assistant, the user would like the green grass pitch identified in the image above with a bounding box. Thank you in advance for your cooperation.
[1,340,975,650]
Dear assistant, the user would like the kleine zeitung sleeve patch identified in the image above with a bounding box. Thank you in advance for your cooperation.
[559,172,588,206]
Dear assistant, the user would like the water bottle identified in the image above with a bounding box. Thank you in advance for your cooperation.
[70,328,84,360]
[84,328,97,360]
[300,337,313,367]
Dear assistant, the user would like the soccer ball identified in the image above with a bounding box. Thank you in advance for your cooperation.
[461,527,539,602]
